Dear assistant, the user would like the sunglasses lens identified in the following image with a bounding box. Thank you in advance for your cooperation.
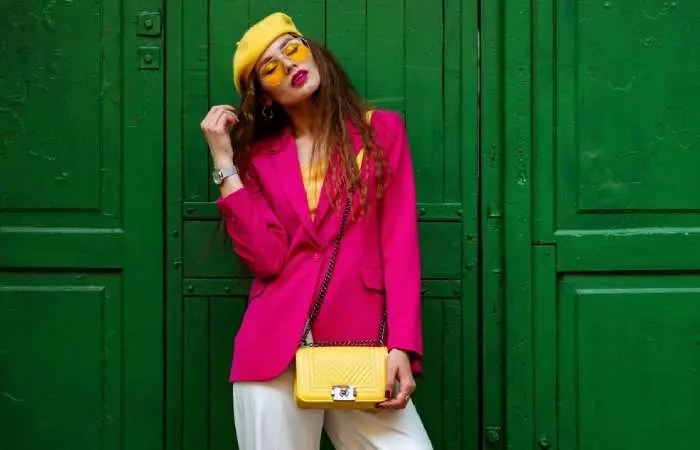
[284,40,310,63]
[260,60,284,86]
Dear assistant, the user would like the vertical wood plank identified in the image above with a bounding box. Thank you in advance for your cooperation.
[165,0,185,446]
[443,0,462,203]
[209,0,250,105]
[503,0,534,447]
[284,0,326,42]
[442,299,464,448]
[123,0,165,447]
[557,279,576,450]
[533,246,557,450]
[532,0,555,243]
[183,0,211,202]
[208,0,248,105]
[415,297,444,448]
[182,297,210,450]
[480,0,506,446]
[366,0,405,111]
[326,0,367,97]
[209,297,247,449]
[405,0,444,203]
[208,0,250,201]
[459,0,481,448]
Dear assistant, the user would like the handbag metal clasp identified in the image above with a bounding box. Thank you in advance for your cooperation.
[331,385,357,402]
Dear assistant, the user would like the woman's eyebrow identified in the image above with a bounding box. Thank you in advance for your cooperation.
[277,36,294,50]
[256,36,294,68]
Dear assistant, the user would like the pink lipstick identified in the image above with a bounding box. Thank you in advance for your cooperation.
[291,70,308,87]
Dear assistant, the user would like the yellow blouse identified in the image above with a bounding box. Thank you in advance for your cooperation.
[300,110,373,220]
[300,151,364,220]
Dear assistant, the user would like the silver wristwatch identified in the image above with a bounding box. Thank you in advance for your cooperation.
[212,165,238,185]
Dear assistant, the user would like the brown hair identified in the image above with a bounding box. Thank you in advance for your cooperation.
[230,37,388,217]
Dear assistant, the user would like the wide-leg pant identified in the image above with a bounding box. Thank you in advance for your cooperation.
[232,368,434,450]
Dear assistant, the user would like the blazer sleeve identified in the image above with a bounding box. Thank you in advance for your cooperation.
[216,162,288,279]
[377,111,424,362]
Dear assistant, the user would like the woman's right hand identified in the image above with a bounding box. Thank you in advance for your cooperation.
[200,105,239,166]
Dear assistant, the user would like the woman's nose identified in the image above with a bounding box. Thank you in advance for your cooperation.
[282,59,297,73]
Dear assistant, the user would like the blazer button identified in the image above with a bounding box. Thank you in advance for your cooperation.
[312,252,321,262]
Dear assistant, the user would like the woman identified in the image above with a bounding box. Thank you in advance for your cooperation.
[200,12,432,450]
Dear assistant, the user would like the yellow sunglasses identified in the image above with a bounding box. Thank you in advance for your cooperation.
[258,38,311,87]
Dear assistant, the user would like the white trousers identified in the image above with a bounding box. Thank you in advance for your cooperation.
[232,368,434,450]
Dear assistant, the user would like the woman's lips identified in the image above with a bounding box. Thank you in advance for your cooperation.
[291,70,308,87]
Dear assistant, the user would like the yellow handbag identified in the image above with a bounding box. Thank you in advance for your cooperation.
[294,188,389,409]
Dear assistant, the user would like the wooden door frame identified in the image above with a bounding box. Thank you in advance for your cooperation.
[461,0,481,448]
[164,0,185,448]
[480,0,538,448]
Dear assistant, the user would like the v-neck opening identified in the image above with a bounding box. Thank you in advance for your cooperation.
[298,156,330,222]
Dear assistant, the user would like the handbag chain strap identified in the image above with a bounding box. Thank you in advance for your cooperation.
[299,197,387,348]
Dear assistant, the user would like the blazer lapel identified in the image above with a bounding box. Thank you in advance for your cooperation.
[313,121,365,246]
[271,132,320,244]
[314,121,365,227]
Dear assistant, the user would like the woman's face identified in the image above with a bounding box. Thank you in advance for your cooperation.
[255,34,321,107]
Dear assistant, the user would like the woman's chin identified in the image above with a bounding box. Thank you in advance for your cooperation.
[278,80,320,107]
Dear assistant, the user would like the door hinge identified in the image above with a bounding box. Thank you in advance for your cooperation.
[137,11,162,36]
[139,46,161,69]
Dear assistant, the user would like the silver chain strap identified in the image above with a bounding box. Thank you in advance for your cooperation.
[299,197,387,348]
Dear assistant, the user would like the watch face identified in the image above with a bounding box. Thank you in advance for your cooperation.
[212,169,222,184]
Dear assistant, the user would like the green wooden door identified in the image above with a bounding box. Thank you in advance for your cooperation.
[165,1,479,449]
[483,1,700,448]
[0,0,165,449]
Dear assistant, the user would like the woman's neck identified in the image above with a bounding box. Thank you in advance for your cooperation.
[286,100,317,137]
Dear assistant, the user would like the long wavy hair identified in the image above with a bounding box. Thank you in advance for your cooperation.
[230,37,389,216]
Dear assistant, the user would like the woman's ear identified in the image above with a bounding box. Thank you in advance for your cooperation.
[261,96,272,107]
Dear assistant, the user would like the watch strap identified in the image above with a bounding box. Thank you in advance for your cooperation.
[213,165,238,184]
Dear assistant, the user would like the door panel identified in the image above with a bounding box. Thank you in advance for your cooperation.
[0,0,165,448]
[0,274,122,450]
[501,1,700,449]
[532,0,700,271]
[167,1,478,448]
[556,275,700,450]
[0,0,120,219]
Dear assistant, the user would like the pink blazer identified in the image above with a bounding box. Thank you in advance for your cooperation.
[216,109,423,383]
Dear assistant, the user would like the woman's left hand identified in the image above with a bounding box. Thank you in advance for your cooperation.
[378,349,416,409]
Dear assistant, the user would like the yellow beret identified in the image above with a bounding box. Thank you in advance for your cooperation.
[232,12,302,94]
